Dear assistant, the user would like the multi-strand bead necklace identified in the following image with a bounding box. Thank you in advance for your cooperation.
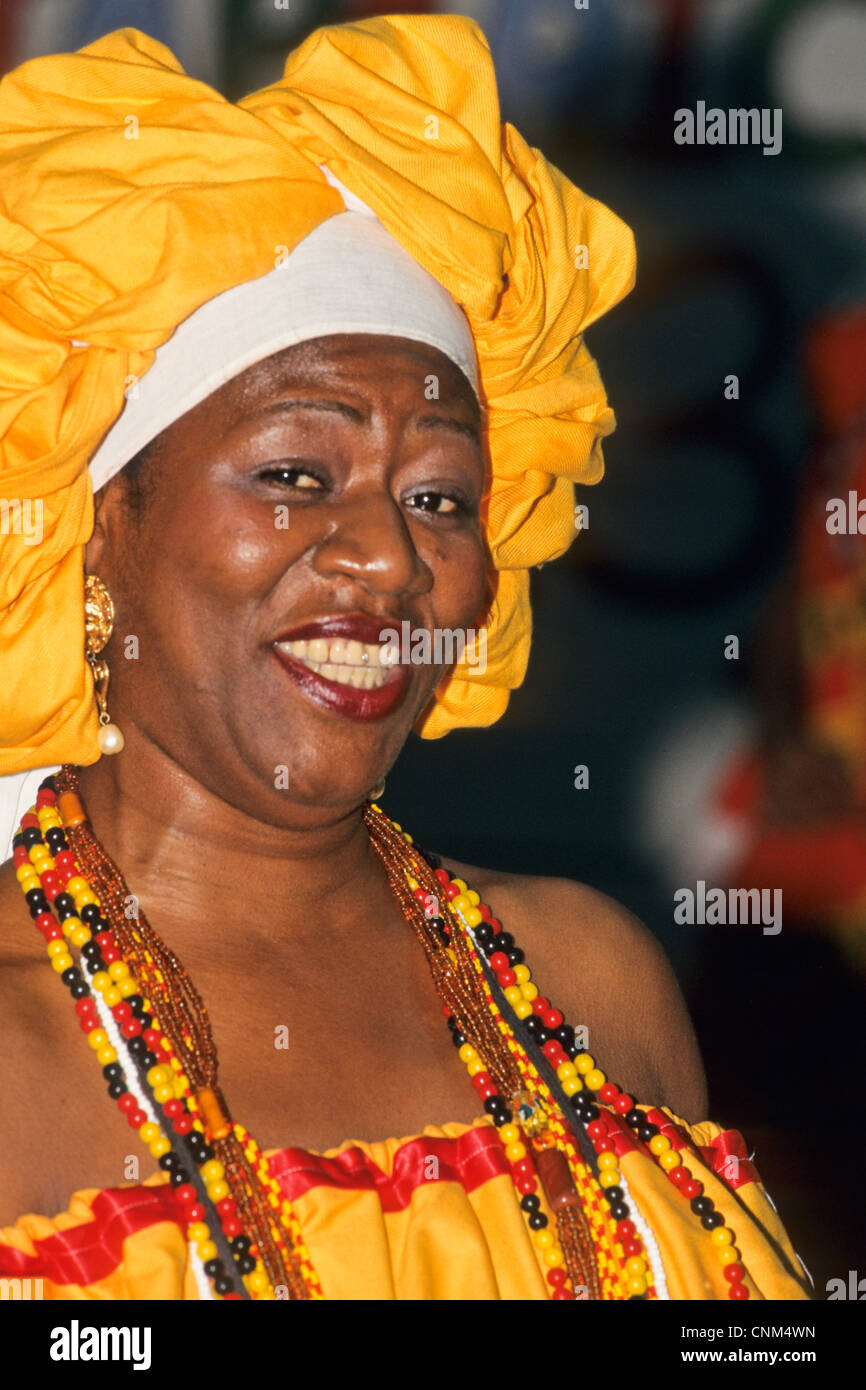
[12,766,752,1301]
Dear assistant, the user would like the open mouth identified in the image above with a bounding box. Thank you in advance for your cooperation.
[269,616,410,722]
[273,636,394,690]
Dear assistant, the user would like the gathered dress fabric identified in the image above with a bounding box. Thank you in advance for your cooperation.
[0,1109,809,1300]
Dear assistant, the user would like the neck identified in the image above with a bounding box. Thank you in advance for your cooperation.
[72,737,390,954]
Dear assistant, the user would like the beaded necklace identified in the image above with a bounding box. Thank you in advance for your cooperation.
[12,767,752,1302]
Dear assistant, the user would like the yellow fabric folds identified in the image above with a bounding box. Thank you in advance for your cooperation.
[0,14,635,768]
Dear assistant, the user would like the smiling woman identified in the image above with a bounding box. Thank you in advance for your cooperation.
[0,14,810,1303]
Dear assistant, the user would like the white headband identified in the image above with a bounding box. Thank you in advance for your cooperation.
[86,166,479,492]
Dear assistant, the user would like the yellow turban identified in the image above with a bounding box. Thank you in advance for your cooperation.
[0,14,635,773]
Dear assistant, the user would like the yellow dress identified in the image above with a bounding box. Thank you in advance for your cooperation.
[0,1108,809,1300]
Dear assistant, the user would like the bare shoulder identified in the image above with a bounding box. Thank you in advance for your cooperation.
[438,856,709,1124]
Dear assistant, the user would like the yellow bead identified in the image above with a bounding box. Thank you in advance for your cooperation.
[46,938,67,958]
[207,1180,230,1203]
[597,1151,618,1170]
[154,1084,175,1105]
[625,1256,646,1276]
[196,1240,218,1263]
[108,961,129,981]
[717,1246,739,1266]
[505,1142,527,1163]
[627,1276,647,1296]
[586,1069,606,1091]
[149,1136,171,1159]
[74,890,97,908]
[504,986,523,1006]
[521,982,538,1002]
[139,1122,160,1144]
[457,1043,477,1065]
[87,1029,109,1050]
[561,1077,583,1097]
[147,1065,172,1088]
[70,925,91,948]
[200,1159,225,1183]
[65,876,89,896]
[464,906,482,927]
[51,952,74,973]
[498,1123,520,1145]
[514,999,533,1020]
[659,1149,680,1171]
[513,964,530,983]
[91,971,111,993]
[246,1269,269,1294]
[711,1226,734,1247]
[103,986,121,1007]
[556,1061,577,1082]
[29,846,51,864]
[451,893,470,913]
[188,1222,210,1243]
[599,1169,621,1188]
[118,978,137,998]
[534,1228,554,1249]
[467,1057,485,1077]
[405,876,419,891]
[96,1045,118,1067]
[451,878,468,893]
[649,1134,671,1156]
[574,1053,595,1074]
[544,1246,566,1269]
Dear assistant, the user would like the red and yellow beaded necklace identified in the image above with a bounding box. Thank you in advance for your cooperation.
[12,766,752,1301]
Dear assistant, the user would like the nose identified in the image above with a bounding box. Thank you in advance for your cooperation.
[310,491,432,600]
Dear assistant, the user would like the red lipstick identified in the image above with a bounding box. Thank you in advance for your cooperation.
[270,613,411,723]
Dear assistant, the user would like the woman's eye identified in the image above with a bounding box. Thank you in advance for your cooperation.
[407,490,463,515]
[258,465,324,490]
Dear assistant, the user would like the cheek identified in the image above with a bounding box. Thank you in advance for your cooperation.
[427,534,489,628]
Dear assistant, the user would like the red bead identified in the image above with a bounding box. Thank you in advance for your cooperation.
[543,1008,563,1029]
[35,790,55,807]
[163,1098,184,1118]
[586,1120,608,1141]
[128,1108,147,1129]
[622,1238,642,1258]
[498,969,517,987]
[34,911,54,934]
[95,932,115,949]
[54,851,76,873]
[20,813,40,827]
[173,1113,194,1136]
[513,1158,535,1178]
[516,1177,537,1195]
[44,924,63,941]
[79,1015,99,1034]
[112,1002,133,1022]
[478,904,491,920]
[216,1197,237,1218]
[444,882,461,900]
[222,1216,243,1239]
[594,1138,614,1154]
[175,1184,197,1207]
[614,1094,634,1115]
[75,998,96,1017]
[490,951,509,972]
[412,888,428,903]
[616,1219,636,1240]
[488,918,502,934]
[598,1083,619,1104]
[101,947,120,964]
[724,1264,745,1284]
[552,1289,573,1300]
[121,1018,142,1039]
[682,1179,702,1201]
[12,847,29,867]
[668,1166,688,1187]
[541,1040,562,1062]
[143,1029,162,1050]
[546,1267,569,1288]
[40,872,60,898]
[222,1293,243,1301]
[187,1204,206,1223]
[433,869,450,886]
[729,1283,750,1300]
[117,1093,137,1114]
[471,1071,493,1092]
[441,1004,452,1019]
[531,997,550,1016]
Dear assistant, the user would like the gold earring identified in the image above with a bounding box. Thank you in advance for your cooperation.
[84,573,125,755]
[368,779,386,802]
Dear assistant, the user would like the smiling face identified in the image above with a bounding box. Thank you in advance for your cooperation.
[85,333,489,821]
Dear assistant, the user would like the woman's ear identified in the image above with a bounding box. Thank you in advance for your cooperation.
[84,478,125,579]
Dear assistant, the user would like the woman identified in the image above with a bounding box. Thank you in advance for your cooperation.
[0,15,808,1300]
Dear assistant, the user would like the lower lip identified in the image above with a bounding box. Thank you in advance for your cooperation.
[270,647,411,722]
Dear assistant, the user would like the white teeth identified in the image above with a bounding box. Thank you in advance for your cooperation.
[350,667,367,688]
[277,635,392,673]
[345,640,364,665]
[307,637,329,663]
[291,639,308,659]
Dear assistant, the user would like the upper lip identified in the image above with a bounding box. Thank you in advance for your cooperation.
[271,613,408,646]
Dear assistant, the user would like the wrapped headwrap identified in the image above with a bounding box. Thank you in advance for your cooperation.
[0,16,635,788]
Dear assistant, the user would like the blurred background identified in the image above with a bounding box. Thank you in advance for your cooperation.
[2,0,864,1296]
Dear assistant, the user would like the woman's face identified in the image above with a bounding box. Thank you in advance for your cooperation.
[86,334,488,821]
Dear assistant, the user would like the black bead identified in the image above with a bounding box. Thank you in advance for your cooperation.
[12,832,24,850]
[70,981,90,999]
[702,1211,724,1230]
[126,994,145,1014]
[198,1144,215,1163]
[21,826,41,848]
[525,1016,543,1039]
[609,1202,629,1221]
[446,1015,458,1032]
[84,956,106,976]
[60,967,78,987]
[203,1258,225,1278]
[492,1108,512,1126]
[582,1103,600,1122]
[158,1153,178,1172]
[103,1062,123,1081]
[637,1125,657,1143]
[604,1186,623,1205]
[213,1276,234,1296]
[554,1024,574,1048]
[451,1032,466,1049]
[483,1097,502,1117]
[79,903,101,924]
[141,1050,158,1070]
[107,1080,127,1100]
[127,1037,147,1059]
[475,923,494,949]
[690,1196,713,1216]
[81,940,101,960]
[625,1109,643,1129]
[528,1212,548,1231]
[169,1167,189,1187]
[535,1025,551,1046]
[495,932,514,952]
[520,1194,540,1213]
[38,774,57,792]
[53,892,75,915]
[26,889,48,915]
[235,1254,256,1276]
[230,1235,252,1255]
[506,947,524,966]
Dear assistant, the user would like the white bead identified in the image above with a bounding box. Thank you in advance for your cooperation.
[97,722,125,754]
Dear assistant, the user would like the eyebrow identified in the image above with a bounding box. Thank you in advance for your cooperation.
[242,397,481,444]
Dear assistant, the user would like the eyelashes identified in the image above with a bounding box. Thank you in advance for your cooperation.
[255,465,474,517]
